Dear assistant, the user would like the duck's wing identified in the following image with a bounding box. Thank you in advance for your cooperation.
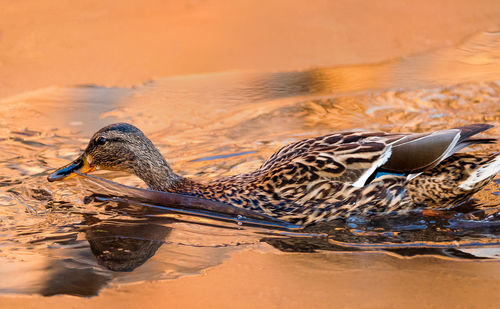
[260,124,495,189]
[381,124,495,174]
[260,132,395,188]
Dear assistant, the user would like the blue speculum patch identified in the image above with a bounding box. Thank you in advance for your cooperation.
[374,171,406,179]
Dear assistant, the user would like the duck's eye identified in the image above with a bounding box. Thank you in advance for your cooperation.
[95,136,107,146]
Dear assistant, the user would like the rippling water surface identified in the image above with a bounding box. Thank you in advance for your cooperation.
[0,32,499,296]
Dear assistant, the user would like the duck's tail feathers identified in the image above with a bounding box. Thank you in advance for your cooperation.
[452,138,497,153]
[451,124,497,153]
[458,154,500,190]
[453,123,493,140]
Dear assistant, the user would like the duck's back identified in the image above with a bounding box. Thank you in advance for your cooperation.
[175,125,498,224]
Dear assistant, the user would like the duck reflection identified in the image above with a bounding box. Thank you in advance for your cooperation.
[34,198,495,297]
[81,194,499,275]
[262,206,500,259]
[83,215,173,272]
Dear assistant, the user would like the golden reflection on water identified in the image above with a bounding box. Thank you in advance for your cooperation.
[0,32,499,296]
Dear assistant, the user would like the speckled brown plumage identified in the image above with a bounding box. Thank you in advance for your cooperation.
[406,153,499,206]
[48,123,500,225]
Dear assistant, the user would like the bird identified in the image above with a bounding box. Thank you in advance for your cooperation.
[48,123,500,225]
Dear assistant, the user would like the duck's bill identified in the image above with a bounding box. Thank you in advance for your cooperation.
[47,155,95,182]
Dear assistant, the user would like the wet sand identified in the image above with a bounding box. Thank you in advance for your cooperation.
[1,1,500,308]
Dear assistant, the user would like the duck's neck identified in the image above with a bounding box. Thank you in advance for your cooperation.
[132,153,183,192]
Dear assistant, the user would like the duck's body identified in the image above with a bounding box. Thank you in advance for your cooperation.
[48,123,500,225]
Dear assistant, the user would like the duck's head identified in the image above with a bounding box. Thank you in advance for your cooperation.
[48,123,179,190]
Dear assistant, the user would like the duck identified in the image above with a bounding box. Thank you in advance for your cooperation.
[48,123,500,225]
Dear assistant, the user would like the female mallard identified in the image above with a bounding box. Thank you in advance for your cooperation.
[48,123,500,225]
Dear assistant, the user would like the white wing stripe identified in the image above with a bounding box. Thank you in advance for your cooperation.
[352,145,393,188]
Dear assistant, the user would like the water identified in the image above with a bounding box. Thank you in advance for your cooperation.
[0,31,500,296]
